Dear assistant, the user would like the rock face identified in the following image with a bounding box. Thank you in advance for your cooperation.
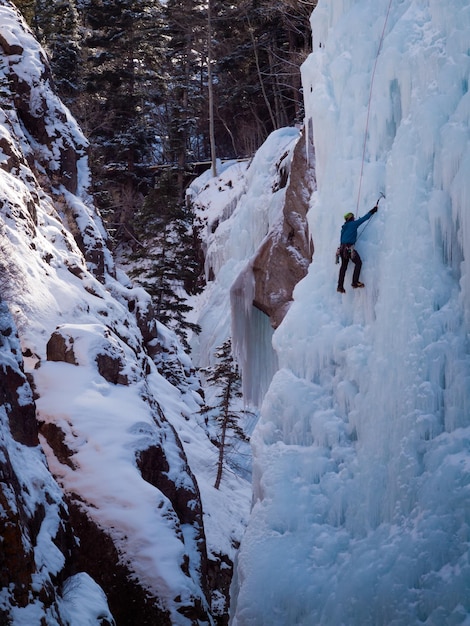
[0,314,38,447]
[65,500,173,626]
[251,127,315,329]
[0,299,78,625]
[47,324,131,385]
[0,5,213,625]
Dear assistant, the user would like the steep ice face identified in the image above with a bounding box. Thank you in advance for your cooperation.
[190,128,300,400]
[232,1,470,624]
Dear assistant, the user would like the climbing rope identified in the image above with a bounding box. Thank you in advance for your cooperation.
[356,192,385,241]
[355,0,394,216]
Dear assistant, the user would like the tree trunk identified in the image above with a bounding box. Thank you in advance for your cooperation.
[214,419,227,490]
[207,0,217,177]
[214,382,232,490]
[247,15,276,131]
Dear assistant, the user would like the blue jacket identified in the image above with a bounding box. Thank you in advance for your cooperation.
[340,211,374,245]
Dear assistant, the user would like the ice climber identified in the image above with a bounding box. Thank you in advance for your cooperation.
[336,205,378,293]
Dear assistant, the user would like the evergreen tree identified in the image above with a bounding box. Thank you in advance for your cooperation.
[35,0,166,230]
[128,171,202,349]
[33,0,81,97]
[211,0,316,157]
[161,0,207,199]
[201,339,247,490]
[84,0,164,162]
[11,0,35,25]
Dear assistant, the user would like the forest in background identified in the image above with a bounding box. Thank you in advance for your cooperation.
[11,0,315,347]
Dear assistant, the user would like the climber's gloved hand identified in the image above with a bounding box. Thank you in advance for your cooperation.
[370,205,378,214]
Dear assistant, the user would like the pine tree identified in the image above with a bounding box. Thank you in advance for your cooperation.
[53,0,166,228]
[201,339,247,490]
[87,0,164,162]
[32,0,81,97]
[128,171,202,349]
[161,0,207,198]
[210,0,316,157]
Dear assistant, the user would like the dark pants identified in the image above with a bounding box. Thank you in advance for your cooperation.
[338,245,362,289]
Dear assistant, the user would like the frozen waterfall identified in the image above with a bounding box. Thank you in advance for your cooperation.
[231,0,470,624]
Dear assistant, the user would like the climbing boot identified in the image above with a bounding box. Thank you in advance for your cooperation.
[337,286,346,293]
[352,281,365,288]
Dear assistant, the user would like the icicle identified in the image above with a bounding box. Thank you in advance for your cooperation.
[231,263,278,407]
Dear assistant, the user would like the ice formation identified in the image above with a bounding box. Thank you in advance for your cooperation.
[231,1,470,624]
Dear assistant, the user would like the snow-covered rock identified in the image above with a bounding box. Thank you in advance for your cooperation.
[189,127,315,406]
[249,127,315,329]
[0,3,247,623]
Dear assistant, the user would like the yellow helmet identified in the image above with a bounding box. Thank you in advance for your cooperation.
[344,212,354,221]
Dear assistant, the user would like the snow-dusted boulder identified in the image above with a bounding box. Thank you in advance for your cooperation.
[46,323,139,385]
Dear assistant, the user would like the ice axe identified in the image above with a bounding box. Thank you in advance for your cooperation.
[375,191,385,207]
[355,192,383,242]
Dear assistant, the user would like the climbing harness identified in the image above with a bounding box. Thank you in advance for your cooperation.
[336,243,357,264]
[355,0,394,216]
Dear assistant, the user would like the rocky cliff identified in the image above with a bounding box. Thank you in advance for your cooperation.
[189,125,315,408]
[0,3,213,624]
[250,127,315,329]
[0,3,316,623]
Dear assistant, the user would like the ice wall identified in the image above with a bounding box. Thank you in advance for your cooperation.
[191,128,299,405]
[232,1,470,624]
